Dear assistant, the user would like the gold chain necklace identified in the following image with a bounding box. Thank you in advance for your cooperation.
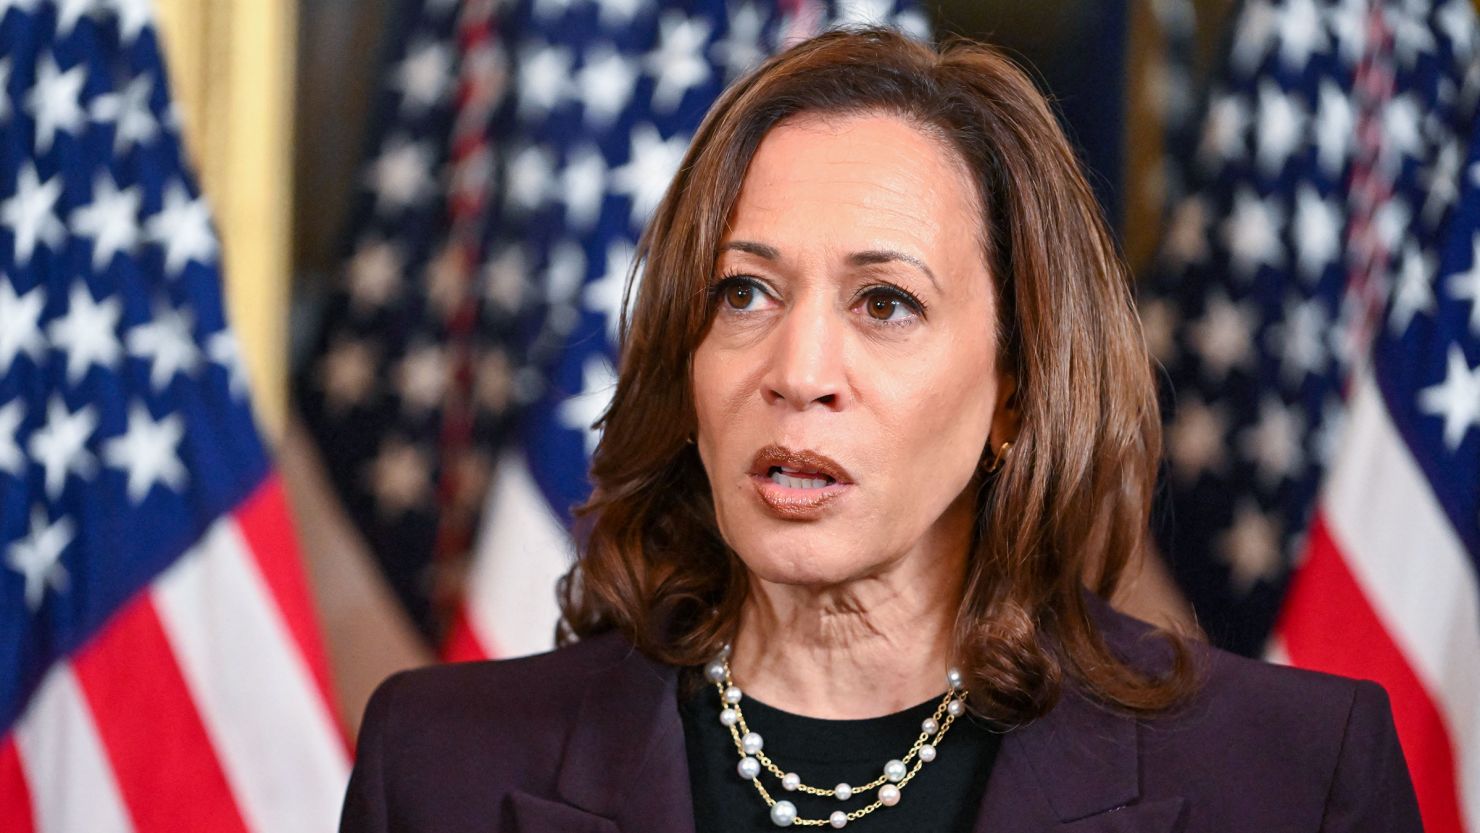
[706,652,969,828]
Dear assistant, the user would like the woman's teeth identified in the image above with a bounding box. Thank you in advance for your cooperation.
[769,470,832,489]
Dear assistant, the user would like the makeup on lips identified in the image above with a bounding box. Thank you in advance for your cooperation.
[748,444,853,519]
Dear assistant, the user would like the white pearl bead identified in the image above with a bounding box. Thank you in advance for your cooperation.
[883,759,906,783]
[770,800,797,827]
[782,772,800,791]
[705,661,727,682]
[720,708,739,727]
[834,782,852,801]
[742,731,764,755]
[946,667,963,690]
[738,757,761,780]
[946,698,965,717]
[724,685,743,705]
[919,743,936,763]
[879,784,901,806]
[720,642,733,658]
[921,717,939,735]
[829,810,848,828]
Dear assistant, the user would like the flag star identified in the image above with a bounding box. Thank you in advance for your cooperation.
[1448,235,1480,336]
[834,0,893,26]
[1138,298,1177,364]
[28,396,99,498]
[1276,0,1328,70]
[711,3,766,80]
[0,59,10,123]
[126,303,201,389]
[346,238,404,312]
[1193,292,1257,380]
[1293,185,1340,283]
[474,349,513,416]
[395,343,448,414]
[100,0,153,44]
[1312,393,1348,467]
[893,8,932,40]
[1219,502,1282,593]
[1437,0,1476,59]
[1222,188,1285,280]
[2,163,66,265]
[557,354,617,457]
[575,45,638,130]
[1380,94,1423,168]
[318,336,378,412]
[104,402,187,502]
[560,144,608,231]
[89,72,159,154]
[1388,242,1435,336]
[593,0,643,27]
[1255,82,1306,177]
[544,240,588,306]
[1372,198,1412,261]
[366,437,432,517]
[48,282,122,383]
[1198,92,1250,169]
[452,145,495,209]
[25,53,87,153]
[1313,80,1354,177]
[55,0,99,38]
[1269,295,1329,385]
[584,240,637,344]
[1422,140,1463,225]
[611,124,688,228]
[6,508,73,611]
[1239,397,1305,488]
[1324,0,1368,67]
[1230,0,1278,76]
[1418,344,1480,450]
[366,136,436,215]
[1162,195,1209,267]
[392,39,454,113]
[1169,398,1229,482]
[1388,4,1437,68]
[71,172,142,270]
[531,0,579,21]
[0,279,46,373]
[205,329,247,397]
[508,144,556,214]
[424,241,466,318]
[0,398,24,476]
[517,41,574,120]
[484,245,528,311]
[645,12,713,112]
[144,182,218,276]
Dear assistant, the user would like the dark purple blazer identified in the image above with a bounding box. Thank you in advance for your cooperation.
[338,596,1422,833]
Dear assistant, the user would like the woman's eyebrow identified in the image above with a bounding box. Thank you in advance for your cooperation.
[719,240,781,259]
[848,249,939,291]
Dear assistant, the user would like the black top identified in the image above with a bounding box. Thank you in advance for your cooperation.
[679,683,1003,832]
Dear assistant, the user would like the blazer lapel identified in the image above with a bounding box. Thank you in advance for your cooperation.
[974,652,1185,833]
[550,641,698,833]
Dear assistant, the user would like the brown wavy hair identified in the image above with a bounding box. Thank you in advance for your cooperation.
[557,27,1199,724]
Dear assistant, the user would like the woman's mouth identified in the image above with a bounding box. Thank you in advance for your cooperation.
[750,466,851,519]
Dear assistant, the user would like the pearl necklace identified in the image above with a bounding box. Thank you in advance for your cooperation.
[705,651,969,828]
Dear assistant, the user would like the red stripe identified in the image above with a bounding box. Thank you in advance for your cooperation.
[0,734,36,833]
[1276,514,1465,833]
[70,593,252,833]
[441,604,495,662]
[233,475,348,750]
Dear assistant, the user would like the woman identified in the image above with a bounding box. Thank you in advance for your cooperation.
[339,28,1421,833]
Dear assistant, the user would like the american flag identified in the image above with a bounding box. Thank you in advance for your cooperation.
[295,0,930,656]
[0,2,349,831]
[1147,0,1479,828]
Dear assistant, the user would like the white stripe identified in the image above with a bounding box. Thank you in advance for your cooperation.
[151,515,349,833]
[465,449,571,658]
[13,664,136,833]
[1321,373,1480,831]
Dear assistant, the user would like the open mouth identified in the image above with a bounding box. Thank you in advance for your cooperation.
[766,466,837,489]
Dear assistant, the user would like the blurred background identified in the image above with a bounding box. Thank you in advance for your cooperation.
[3,1,1478,831]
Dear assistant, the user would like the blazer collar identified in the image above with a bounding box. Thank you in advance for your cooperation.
[537,599,1184,833]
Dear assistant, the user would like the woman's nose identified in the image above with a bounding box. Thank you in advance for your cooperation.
[760,299,845,410]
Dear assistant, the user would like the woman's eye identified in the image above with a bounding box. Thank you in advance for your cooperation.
[715,277,771,311]
[860,289,918,323]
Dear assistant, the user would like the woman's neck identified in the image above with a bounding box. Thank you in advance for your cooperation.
[727,552,965,719]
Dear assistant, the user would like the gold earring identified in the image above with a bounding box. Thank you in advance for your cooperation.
[986,440,1013,474]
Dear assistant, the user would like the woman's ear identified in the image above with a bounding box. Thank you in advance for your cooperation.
[989,372,1021,448]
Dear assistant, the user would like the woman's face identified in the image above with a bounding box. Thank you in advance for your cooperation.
[691,112,1016,588]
